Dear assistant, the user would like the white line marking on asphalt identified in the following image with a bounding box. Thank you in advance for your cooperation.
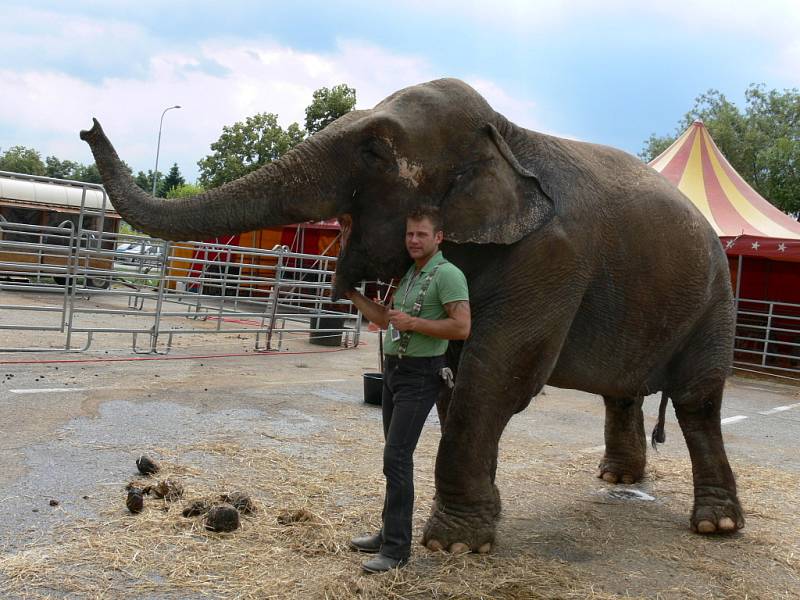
[721,415,748,425]
[6,379,347,396]
[261,379,348,386]
[758,402,800,416]
[10,388,88,394]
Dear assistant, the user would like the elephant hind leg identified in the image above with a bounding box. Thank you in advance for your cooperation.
[598,395,647,484]
[672,381,744,534]
[666,299,743,534]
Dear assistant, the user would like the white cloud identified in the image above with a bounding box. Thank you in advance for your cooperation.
[644,0,800,39]
[0,7,156,75]
[0,29,544,181]
[468,77,539,128]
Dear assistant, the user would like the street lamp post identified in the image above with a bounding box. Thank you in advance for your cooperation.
[152,105,181,196]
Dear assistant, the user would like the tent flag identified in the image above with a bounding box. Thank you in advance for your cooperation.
[648,121,800,262]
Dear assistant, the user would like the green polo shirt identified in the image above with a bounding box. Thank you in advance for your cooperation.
[383,251,469,357]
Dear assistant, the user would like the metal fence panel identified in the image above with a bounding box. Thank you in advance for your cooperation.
[1,176,362,353]
[734,298,800,375]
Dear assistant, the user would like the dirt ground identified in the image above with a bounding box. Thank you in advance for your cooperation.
[0,291,798,599]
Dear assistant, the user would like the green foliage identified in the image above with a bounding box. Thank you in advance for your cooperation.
[134,170,163,193]
[640,84,800,215]
[1,147,124,184]
[197,112,305,188]
[638,133,675,163]
[159,163,185,196]
[304,84,357,135]
[118,221,137,236]
[196,84,356,189]
[75,163,104,184]
[0,146,46,175]
[165,183,204,198]
[45,156,82,179]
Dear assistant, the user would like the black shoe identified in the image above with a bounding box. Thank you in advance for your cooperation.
[362,553,408,574]
[349,532,382,553]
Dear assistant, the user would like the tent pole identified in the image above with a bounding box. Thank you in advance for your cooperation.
[734,254,743,314]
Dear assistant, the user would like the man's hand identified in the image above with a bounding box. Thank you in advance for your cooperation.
[345,288,390,329]
[388,309,416,332]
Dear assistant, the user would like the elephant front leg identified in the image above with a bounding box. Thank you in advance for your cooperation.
[422,360,525,554]
[598,395,647,484]
[422,422,503,554]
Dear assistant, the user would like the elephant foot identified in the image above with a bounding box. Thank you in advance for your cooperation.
[691,487,745,534]
[598,454,645,485]
[421,493,500,554]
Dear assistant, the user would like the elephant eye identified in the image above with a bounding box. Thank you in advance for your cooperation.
[361,139,394,171]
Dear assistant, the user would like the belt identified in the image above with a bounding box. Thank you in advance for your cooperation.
[384,354,444,363]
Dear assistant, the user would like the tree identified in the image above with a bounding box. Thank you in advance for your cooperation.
[2,147,128,185]
[134,170,163,193]
[166,183,204,199]
[196,84,356,189]
[74,163,104,184]
[159,163,185,196]
[45,156,82,180]
[197,112,305,188]
[304,84,357,135]
[0,146,46,175]
[640,85,800,216]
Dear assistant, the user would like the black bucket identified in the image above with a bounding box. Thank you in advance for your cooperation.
[309,315,345,346]
[363,372,383,405]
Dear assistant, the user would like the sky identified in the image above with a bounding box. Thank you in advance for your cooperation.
[2,0,799,183]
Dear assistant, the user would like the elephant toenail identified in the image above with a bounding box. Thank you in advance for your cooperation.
[477,543,491,554]
[427,540,443,551]
[697,520,716,533]
[602,472,619,484]
[718,517,735,531]
[449,542,469,554]
[622,475,635,484]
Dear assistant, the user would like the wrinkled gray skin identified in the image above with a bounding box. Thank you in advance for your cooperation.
[81,78,744,553]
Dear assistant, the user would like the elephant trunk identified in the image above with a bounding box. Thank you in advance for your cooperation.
[80,117,356,241]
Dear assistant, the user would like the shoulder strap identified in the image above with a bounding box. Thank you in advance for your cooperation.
[397,263,442,356]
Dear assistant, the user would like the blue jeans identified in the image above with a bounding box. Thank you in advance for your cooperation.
[380,354,445,559]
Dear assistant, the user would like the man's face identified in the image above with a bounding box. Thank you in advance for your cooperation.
[405,217,443,262]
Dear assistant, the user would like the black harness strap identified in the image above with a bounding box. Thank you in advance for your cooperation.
[397,263,442,357]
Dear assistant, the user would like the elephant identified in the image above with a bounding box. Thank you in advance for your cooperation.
[80,77,744,553]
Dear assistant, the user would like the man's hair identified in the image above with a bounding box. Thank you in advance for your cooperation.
[407,205,443,232]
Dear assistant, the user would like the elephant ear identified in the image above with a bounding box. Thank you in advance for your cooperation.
[442,124,554,244]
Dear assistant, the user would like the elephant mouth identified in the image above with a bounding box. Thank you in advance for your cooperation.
[332,212,410,299]
[338,214,353,253]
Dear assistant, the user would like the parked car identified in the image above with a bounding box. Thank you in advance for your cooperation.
[116,242,163,265]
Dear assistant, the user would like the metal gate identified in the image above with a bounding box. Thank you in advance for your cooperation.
[0,173,361,354]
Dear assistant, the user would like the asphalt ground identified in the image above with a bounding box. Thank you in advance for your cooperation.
[0,292,798,598]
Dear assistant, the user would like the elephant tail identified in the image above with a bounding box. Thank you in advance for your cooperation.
[651,391,669,449]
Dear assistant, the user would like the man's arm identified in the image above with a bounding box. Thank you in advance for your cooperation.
[344,289,390,329]
[388,300,471,341]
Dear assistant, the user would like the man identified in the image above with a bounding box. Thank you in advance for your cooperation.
[344,205,471,573]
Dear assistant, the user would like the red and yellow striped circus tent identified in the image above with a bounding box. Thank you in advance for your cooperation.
[651,121,800,377]
[649,120,800,262]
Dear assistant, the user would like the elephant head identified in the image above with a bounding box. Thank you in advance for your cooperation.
[81,78,554,297]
